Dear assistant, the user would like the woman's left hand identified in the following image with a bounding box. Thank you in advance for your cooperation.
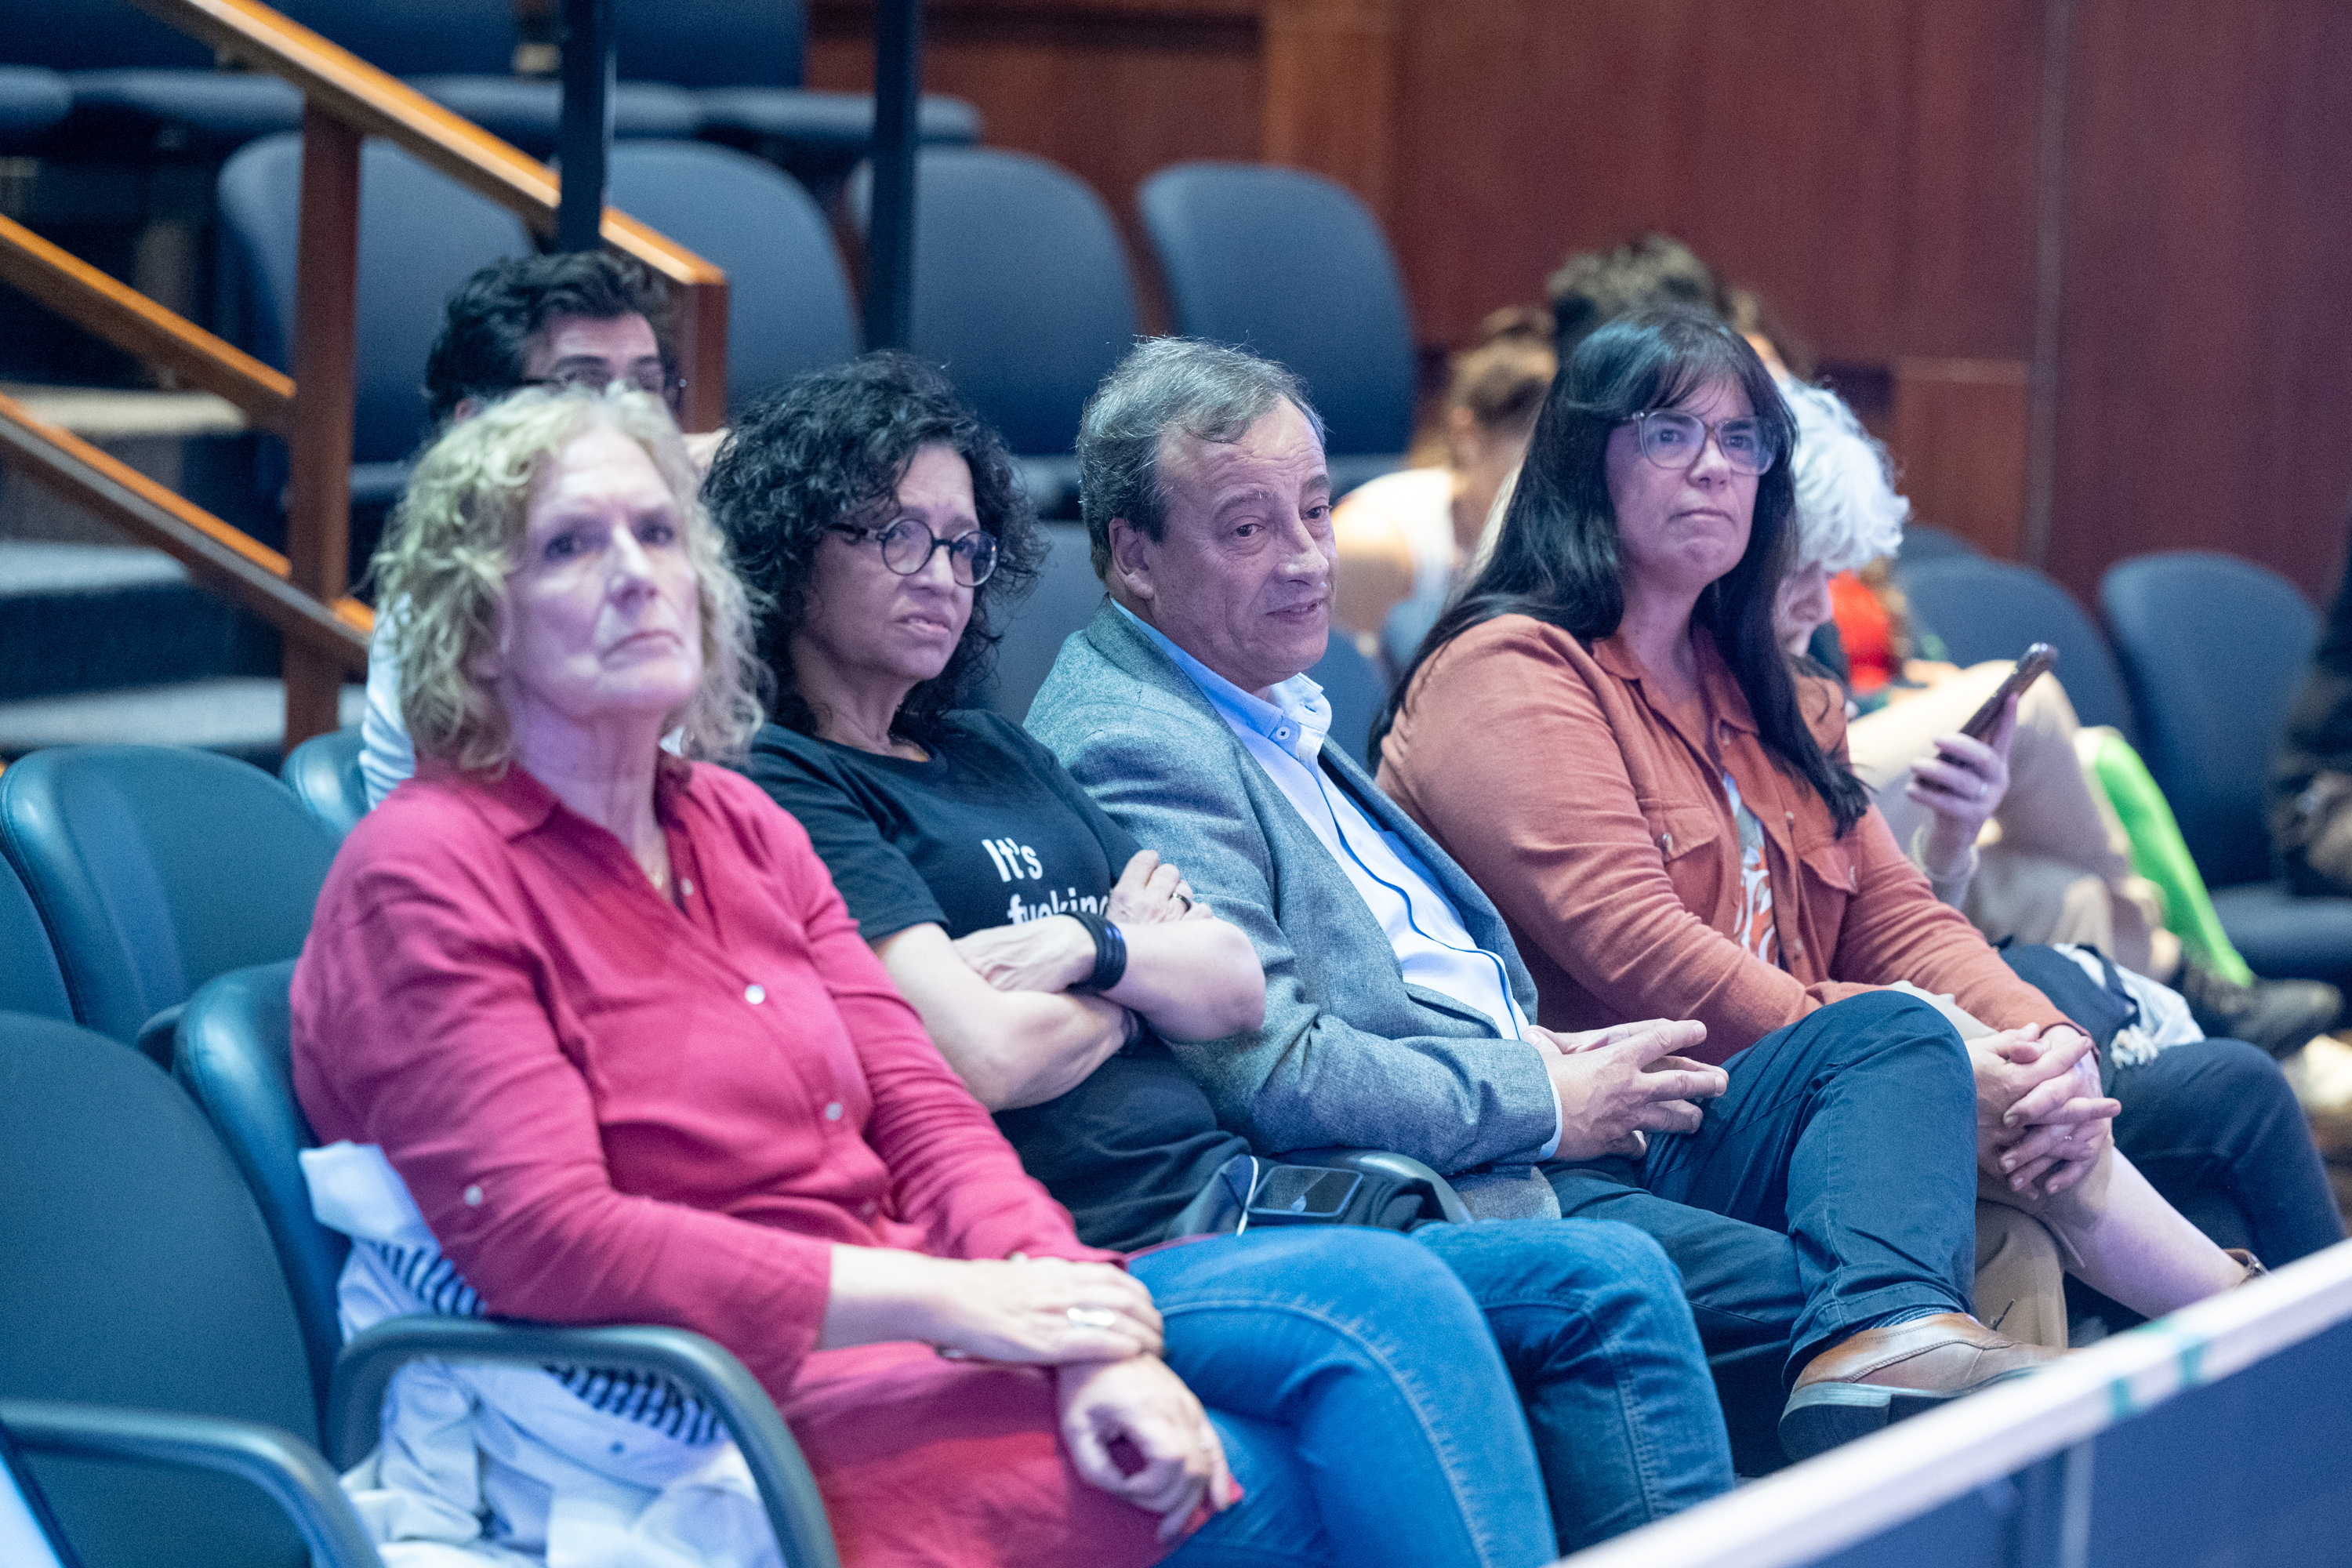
[953,916,1097,994]
[1907,696,2018,880]
[1057,1356,1236,1543]
[1987,1025,2116,1198]
[1104,850,1208,925]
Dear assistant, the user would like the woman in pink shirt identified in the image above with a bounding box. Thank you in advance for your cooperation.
[293,387,1557,1568]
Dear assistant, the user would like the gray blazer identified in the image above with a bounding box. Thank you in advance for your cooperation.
[1028,603,1560,1210]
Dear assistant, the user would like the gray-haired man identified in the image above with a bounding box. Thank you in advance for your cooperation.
[1025,337,2059,1468]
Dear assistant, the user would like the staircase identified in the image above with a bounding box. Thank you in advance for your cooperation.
[0,383,360,765]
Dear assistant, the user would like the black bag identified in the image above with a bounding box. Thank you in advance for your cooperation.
[1164,1152,1436,1240]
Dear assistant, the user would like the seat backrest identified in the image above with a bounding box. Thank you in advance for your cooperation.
[270,0,512,76]
[0,1011,318,1567]
[175,960,348,1403]
[1896,522,1982,567]
[0,853,70,1024]
[2,0,215,70]
[606,141,855,411]
[988,524,1108,723]
[1138,162,1415,457]
[278,725,370,846]
[216,133,534,468]
[1896,555,2139,739]
[851,148,1139,457]
[1311,634,1388,770]
[0,747,339,1046]
[2101,551,2320,888]
[615,0,804,89]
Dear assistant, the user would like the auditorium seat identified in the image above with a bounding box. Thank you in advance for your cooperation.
[1312,633,1389,770]
[0,1400,380,1568]
[2102,551,2352,985]
[1897,555,2139,740]
[1138,162,1415,498]
[988,523,1105,722]
[270,0,698,158]
[604,141,858,411]
[167,963,842,1566]
[279,725,370,845]
[0,746,338,1059]
[0,852,71,1022]
[215,132,534,568]
[851,148,1141,519]
[0,67,71,153]
[5,0,300,159]
[615,0,980,194]
[1893,521,1981,567]
[0,1010,352,1568]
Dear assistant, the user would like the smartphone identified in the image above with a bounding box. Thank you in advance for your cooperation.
[1958,642,2058,742]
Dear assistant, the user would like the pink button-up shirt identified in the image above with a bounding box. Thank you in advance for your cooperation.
[294,757,1164,1568]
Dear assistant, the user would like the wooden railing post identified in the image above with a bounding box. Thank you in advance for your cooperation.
[283,103,361,751]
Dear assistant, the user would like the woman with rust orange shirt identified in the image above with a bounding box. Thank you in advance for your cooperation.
[1377,308,2252,1327]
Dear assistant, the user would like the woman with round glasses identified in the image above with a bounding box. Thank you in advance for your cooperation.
[1374,307,2255,1323]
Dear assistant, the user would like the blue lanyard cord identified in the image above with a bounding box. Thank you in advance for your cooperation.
[1305,757,1525,1037]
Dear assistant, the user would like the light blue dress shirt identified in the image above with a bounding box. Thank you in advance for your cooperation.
[1114,604,1560,1156]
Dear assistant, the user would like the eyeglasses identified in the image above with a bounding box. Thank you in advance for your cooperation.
[833,517,999,586]
[521,367,687,409]
[1623,410,1777,477]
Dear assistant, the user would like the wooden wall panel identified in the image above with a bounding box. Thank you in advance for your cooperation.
[808,0,1263,330]
[2045,0,2352,603]
[1390,2,1912,362]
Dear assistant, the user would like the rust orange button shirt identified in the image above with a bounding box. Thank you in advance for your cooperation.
[1377,615,2070,1062]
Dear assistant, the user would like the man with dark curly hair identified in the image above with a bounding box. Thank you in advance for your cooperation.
[359,252,713,806]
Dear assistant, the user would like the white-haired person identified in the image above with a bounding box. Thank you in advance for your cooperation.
[1769,374,2343,1319]
[292,387,1565,1568]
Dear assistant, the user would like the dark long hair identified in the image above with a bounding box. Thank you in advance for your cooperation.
[1379,307,1870,835]
[702,352,1042,742]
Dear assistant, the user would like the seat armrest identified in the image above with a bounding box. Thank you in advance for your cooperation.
[132,1004,182,1069]
[330,1317,840,1568]
[1280,1148,1472,1225]
[1,1397,383,1568]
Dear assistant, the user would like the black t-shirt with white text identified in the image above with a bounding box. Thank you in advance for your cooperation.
[739,713,1246,1250]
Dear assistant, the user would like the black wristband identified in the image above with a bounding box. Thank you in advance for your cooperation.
[1070,910,1128,993]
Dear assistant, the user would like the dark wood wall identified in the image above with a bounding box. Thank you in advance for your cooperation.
[808,0,2352,604]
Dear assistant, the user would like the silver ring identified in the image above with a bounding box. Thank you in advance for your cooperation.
[1066,1306,1119,1330]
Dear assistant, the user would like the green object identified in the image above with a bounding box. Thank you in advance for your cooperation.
[2087,730,2256,985]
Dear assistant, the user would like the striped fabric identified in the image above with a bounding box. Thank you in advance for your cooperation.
[367,1240,725,1446]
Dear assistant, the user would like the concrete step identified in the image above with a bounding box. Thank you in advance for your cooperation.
[0,539,281,701]
[0,677,365,768]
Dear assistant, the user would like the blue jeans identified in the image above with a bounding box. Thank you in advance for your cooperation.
[1543,991,1980,1472]
[1138,1227,1553,1568]
[1414,1217,1734,1552]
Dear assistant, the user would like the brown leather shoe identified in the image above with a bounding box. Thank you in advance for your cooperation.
[1780,1312,2066,1461]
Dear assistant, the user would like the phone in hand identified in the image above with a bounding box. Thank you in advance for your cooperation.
[1958,643,2058,742]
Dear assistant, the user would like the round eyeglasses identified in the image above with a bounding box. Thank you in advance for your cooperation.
[833,517,1000,586]
[1623,410,1777,477]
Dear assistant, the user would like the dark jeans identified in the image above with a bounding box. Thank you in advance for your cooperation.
[1541,991,1979,1472]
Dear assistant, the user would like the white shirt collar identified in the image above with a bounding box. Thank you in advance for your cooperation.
[1113,601,1332,767]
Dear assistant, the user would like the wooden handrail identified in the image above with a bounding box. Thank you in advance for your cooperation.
[2,0,731,747]
[126,0,730,434]
[0,393,372,669]
[0,216,296,435]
